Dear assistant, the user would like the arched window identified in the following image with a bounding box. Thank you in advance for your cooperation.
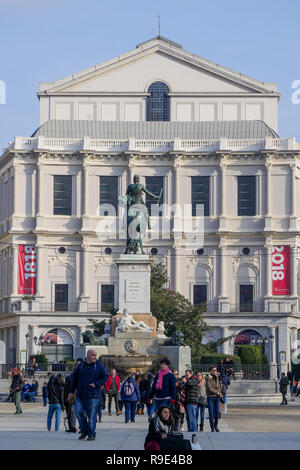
[147,82,170,121]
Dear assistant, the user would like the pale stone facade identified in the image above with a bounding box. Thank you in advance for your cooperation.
[0,36,300,371]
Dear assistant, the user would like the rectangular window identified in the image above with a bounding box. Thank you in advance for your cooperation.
[101,284,114,310]
[100,176,118,215]
[53,176,72,216]
[55,284,68,311]
[193,285,207,311]
[240,285,253,312]
[192,176,209,217]
[145,177,164,216]
[238,176,256,216]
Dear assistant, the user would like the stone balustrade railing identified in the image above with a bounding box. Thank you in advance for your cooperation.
[7,135,298,153]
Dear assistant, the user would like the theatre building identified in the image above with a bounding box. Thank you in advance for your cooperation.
[0,36,300,372]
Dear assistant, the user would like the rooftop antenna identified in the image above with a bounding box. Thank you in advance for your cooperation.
[157,14,160,37]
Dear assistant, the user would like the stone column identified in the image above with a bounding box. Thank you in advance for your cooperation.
[79,243,89,310]
[264,239,272,299]
[219,157,228,230]
[290,163,297,217]
[36,157,45,217]
[12,245,18,297]
[0,328,6,363]
[218,239,230,312]
[222,327,230,354]
[220,159,226,217]
[264,157,272,230]
[82,160,90,217]
[35,243,43,299]
[13,160,20,216]
[30,325,38,356]
[173,156,183,244]
[173,245,180,293]
[290,246,297,298]
[290,163,297,229]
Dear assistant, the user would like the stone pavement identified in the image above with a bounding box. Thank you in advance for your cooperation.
[0,403,300,450]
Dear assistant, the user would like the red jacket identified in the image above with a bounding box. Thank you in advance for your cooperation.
[105,375,120,392]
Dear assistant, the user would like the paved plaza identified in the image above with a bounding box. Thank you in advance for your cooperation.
[1,403,300,450]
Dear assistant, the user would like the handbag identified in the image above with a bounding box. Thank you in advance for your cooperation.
[160,433,192,451]
[199,395,207,407]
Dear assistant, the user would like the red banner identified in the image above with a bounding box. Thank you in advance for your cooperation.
[18,245,37,295]
[272,245,290,296]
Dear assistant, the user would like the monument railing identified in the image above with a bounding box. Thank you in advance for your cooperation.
[0,362,76,379]
[189,363,273,380]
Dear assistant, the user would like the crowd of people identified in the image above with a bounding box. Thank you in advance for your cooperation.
[8,353,234,449]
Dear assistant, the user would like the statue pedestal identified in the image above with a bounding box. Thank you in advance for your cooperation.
[116,254,151,314]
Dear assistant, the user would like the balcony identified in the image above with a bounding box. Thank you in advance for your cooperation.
[7,136,298,154]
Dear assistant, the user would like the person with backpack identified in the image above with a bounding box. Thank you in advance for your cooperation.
[47,374,65,431]
[120,374,140,423]
[148,358,177,412]
[220,370,230,415]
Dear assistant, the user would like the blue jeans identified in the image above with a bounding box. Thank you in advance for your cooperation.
[124,401,137,422]
[43,396,48,406]
[196,405,206,425]
[207,396,220,431]
[47,403,61,431]
[75,397,99,437]
[154,398,171,412]
[146,403,155,418]
[185,404,198,432]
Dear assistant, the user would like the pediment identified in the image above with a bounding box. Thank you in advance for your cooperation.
[39,39,278,97]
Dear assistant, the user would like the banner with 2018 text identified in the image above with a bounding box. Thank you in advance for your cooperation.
[18,245,37,295]
[272,245,290,296]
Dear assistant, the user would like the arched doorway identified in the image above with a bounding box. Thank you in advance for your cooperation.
[234,329,263,355]
[42,328,74,362]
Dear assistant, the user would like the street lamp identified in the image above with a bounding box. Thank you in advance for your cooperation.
[33,334,44,346]
[25,332,30,364]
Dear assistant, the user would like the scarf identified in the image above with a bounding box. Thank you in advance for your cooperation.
[155,368,170,390]
[154,415,172,435]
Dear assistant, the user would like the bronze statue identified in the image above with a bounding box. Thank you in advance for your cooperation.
[120,175,162,254]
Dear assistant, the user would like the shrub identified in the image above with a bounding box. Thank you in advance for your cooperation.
[262,353,269,365]
[237,345,262,364]
[29,354,48,364]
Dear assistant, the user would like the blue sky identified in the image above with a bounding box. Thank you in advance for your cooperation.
[0,0,300,149]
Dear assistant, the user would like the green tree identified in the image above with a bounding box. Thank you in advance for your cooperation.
[150,263,234,361]
[87,319,107,337]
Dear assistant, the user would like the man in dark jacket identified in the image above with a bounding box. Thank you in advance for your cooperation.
[148,358,176,412]
[279,372,289,405]
[10,368,24,414]
[69,350,108,441]
[184,370,200,432]
[64,358,83,433]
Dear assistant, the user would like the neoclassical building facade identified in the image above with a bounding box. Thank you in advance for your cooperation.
[0,36,300,371]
